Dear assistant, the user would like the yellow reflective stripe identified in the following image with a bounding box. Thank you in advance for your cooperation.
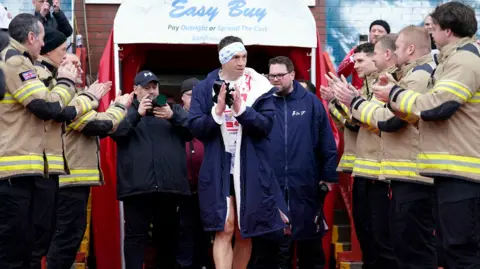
[399,90,420,114]
[51,85,71,105]
[406,92,420,114]
[433,80,472,102]
[467,92,480,103]
[108,107,125,122]
[331,109,344,122]
[339,103,350,114]
[339,154,356,168]
[381,161,417,177]
[46,155,64,170]
[76,95,93,114]
[0,93,16,104]
[417,153,480,174]
[360,103,376,125]
[13,82,48,103]
[69,110,96,131]
[400,90,414,112]
[59,169,100,183]
[0,155,44,171]
[353,159,381,175]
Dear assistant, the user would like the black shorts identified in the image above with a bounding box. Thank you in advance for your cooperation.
[229,175,235,197]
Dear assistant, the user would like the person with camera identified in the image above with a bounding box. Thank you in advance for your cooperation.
[110,70,192,269]
[33,0,73,38]
[250,56,337,269]
[188,36,289,269]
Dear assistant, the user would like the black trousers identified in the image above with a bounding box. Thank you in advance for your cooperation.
[434,177,480,269]
[368,180,397,269]
[0,177,36,269]
[389,181,436,269]
[47,186,90,269]
[176,194,213,269]
[31,176,59,269]
[123,193,180,269]
[251,236,325,269]
[352,177,375,269]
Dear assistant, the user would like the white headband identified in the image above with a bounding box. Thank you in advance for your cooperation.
[218,42,247,65]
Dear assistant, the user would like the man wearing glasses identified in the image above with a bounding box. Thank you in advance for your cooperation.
[33,0,73,38]
[252,56,338,269]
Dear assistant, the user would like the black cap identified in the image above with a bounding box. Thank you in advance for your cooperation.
[134,70,158,87]
[41,27,67,55]
[369,20,391,34]
[180,77,200,95]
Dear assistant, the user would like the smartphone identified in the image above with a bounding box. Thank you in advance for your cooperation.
[155,94,167,106]
[359,34,368,45]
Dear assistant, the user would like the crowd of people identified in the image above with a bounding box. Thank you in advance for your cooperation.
[322,2,480,269]
[0,1,479,269]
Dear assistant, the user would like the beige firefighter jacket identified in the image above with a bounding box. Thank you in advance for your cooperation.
[351,54,435,184]
[389,37,480,183]
[0,39,76,180]
[59,90,127,188]
[352,67,396,180]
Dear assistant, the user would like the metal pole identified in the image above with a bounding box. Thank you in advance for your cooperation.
[310,47,316,84]
[114,42,126,269]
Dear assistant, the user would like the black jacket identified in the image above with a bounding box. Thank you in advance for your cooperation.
[111,101,193,200]
[35,10,73,37]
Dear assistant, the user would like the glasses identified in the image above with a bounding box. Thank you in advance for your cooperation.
[267,73,290,80]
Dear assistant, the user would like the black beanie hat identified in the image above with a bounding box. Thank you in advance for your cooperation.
[41,27,67,55]
[369,20,391,34]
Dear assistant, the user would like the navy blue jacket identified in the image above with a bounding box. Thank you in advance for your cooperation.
[188,69,288,238]
[269,81,338,240]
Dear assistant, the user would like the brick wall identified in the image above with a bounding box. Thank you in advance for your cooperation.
[74,1,119,74]
[310,0,327,44]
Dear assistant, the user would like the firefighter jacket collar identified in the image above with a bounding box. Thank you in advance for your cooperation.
[380,65,399,81]
[37,55,57,73]
[399,53,433,79]
[9,38,34,63]
[362,71,378,97]
[438,36,476,63]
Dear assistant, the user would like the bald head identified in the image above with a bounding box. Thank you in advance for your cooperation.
[395,26,431,66]
[65,53,80,65]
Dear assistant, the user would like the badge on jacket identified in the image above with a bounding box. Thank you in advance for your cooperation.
[19,70,37,82]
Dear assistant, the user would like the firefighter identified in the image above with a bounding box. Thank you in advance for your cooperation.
[46,52,133,269]
[0,13,81,269]
[0,31,8,100]
[372,2,480,268]
[336,26,437,269]
[28,26,112,269]
[322,42,379,268]
[331,35,399,269]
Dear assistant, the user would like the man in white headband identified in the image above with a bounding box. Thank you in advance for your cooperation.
[188,36,289,268]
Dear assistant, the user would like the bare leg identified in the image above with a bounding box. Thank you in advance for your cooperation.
[213,197,235,269]
[232,224,252,269]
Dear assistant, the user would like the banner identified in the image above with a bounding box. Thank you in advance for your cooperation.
[114,0,317,48]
